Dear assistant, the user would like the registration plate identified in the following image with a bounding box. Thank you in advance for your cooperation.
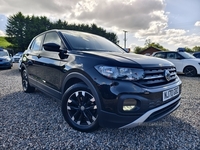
[163,86,179,101]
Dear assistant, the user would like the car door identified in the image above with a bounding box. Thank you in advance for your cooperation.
[26,34,44,83]
[166,52,183,73]
[37,31,65,92]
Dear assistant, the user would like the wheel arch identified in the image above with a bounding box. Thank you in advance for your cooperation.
[61,71,102,110]
[183,65,197,72]
[183,65,197,76]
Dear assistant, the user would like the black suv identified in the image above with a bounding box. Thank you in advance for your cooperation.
[21,29,182,132]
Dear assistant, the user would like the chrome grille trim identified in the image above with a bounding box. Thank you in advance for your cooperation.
[139,67,177,86]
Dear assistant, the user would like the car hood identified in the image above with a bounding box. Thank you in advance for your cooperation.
[81,51,174,68]
[0,56,10,60]
[188,58,200,62]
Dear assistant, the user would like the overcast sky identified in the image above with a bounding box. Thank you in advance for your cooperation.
[0,0,200,50]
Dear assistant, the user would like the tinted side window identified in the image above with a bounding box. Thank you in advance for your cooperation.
[30,34,44,51]
[176,53,183,59]
[154,53,165,58]
[167,53,182,59]
[166,53,176,59]
[43,32,62,46]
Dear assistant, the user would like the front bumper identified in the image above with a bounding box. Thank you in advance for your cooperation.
[120,96,180,128]
[0,62,12,68]
[97,78,182,128]
[13,58,20,63]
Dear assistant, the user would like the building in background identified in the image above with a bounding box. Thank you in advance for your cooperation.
[139,46,162,56]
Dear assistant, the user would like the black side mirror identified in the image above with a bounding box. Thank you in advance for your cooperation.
[43,43,61,52]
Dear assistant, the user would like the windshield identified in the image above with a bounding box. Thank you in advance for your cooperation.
[179,52,196,59]
[0,51,8,57]
[62,31,124,52]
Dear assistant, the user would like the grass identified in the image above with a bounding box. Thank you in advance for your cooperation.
[0,37,12,48]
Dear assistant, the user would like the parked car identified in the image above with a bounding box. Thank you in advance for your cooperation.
[193,52,200,58]
[21,29,182,132]
[0,48,13,69]
[18,54,23,71]
[13,52,23,63]
[152,51,200,77]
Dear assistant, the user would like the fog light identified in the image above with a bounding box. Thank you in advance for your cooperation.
[123,99,137,111]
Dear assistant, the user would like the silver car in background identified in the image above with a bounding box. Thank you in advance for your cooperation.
[0,48,13,69]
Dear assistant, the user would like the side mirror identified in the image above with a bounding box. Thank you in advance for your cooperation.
[43,43,61,52]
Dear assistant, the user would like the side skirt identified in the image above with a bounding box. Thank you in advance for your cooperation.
[29,77,62,100]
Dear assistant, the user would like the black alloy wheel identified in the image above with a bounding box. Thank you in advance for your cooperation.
[183,66,197,77]
[21,69,35,93]
[62,83,99,132]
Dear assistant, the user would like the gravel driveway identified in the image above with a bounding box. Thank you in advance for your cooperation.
[0,64,200,150]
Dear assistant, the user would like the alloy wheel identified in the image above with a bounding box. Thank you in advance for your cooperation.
[67,90,98,127]
[184,66,197,77]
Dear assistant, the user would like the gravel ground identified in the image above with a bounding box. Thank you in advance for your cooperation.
[0,64,200,150]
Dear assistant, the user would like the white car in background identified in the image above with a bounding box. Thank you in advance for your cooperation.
[152,51,200,77]
[18,56,22,71]
[13,52,23,63]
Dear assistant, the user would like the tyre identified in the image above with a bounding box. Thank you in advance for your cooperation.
[61,83,99,132]
[183,66,197,77]
[21,69,35,93]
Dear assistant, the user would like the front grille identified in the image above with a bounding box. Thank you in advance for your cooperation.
[14,58,20,62]
[138,67,177,86]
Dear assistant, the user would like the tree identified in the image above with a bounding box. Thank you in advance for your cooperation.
[184,47,193,53]
[192,46,200,52]
[133,39,168,54]
[6,12,119,52]
[144,39,168,51]
[6,13,52,52]
[6,12,26,52]
[24,15,51,48]
[134,46,144,54]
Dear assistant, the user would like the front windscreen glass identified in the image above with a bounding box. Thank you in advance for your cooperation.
[62,31,124,52]
[0,51,8,57]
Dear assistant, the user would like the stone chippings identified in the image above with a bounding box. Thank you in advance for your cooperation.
[0,64,200,150]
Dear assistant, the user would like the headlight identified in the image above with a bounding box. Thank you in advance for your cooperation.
[95,65,144,81]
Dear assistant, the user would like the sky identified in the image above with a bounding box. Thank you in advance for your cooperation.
[0,0,200,51]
